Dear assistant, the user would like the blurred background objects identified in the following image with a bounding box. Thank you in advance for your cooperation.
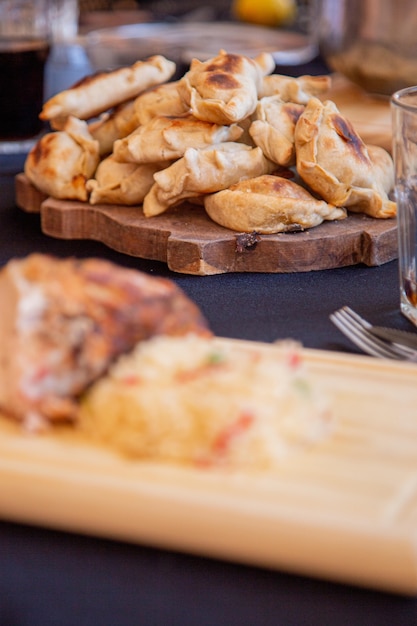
[318,0,417,95]
[79,0,233,22]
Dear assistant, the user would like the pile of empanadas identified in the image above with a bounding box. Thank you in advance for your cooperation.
[24,49,396,234]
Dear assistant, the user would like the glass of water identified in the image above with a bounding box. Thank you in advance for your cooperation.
[391,86,417,326]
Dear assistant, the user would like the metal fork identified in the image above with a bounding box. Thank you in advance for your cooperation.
[330,306,417,361]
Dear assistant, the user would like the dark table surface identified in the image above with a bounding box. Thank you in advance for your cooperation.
[1,47,417,626]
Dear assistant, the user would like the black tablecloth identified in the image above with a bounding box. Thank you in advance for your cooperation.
[1,52,417,626]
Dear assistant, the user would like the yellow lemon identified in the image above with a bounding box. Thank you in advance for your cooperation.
[233,0,297,27]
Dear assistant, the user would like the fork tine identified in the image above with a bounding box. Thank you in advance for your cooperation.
[336,307,394,351]
[342,306,417,359]
[340,306,372,329]
[339,306,417,359]
[330,308,405,360]
[330,311,401,359]
[330,316,398,359]
[333,308,405,358]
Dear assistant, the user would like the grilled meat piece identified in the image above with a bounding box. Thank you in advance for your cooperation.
[0,254,210,428]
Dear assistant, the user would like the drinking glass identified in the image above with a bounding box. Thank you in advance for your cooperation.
[0,0,52,155]
[48,0,79,42]
[275,0,319,65]
[391,86,417,326]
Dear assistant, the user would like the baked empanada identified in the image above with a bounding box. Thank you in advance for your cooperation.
[259,74,331,103]
[204,174,346,233]
[86,155,166,205]
[88,100,140,157]
[177,49,275,125]
[24,116,100,201]
[113,114,244,164]
[295,98,396,218]
[134,80,190,125]
[143,142,276,217]
[344,144,397,217]
[40,55,176,129]
[249,97,304,167]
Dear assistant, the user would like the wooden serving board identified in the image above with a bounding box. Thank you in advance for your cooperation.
[1,340,417,594]
[15,174,397,276]
[15,74,395,275]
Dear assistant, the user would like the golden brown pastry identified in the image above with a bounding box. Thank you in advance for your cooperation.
[0,254,210,428]
[294,98,396,218]
[40,55,176,129]
[86,155,166,205]
[24,116,100,202]
[88,100,140,157]
[259,73,332,103]
[345,144,397,217]
[143,142,276,217]
[134,80,190,125]
[177,49,276,125]
[204,174,346,233]
[113,114,244,164]
[249,97,304,167]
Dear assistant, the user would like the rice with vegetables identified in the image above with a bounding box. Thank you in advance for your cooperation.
[79,335,332,469]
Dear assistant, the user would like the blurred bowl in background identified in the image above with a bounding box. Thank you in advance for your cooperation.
[84,21,318,73]
[85,22,183,71]
[318,0,417,96]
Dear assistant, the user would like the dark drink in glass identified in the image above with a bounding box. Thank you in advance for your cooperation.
[0,38,50,140]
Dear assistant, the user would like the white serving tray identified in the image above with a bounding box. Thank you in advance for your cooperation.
[1,339,417,594]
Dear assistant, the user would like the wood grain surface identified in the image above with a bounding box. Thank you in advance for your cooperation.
[1,341,417,594]
[15,74,395,275]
